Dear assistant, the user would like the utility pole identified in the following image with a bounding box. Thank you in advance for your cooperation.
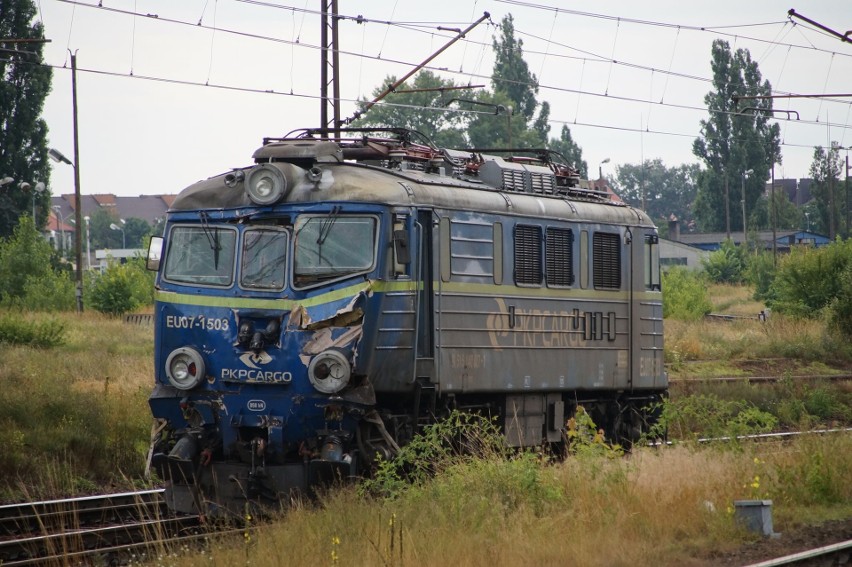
[829,157,836,240]
[319,0,340,136]
[71,51,84,313]
[771,165,777,266]
[741,169,753,247]
[725,176,731,239]
[847,152,851,239]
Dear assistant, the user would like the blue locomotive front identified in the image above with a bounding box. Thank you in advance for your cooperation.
[148,182,398,514]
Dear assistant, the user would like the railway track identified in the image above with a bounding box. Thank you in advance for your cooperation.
[744,538,852,566]
[0,489,202,565]
[669,373,852,384]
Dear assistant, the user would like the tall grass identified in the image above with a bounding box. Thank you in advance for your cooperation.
[147,435,852,567]
[0,310,153,500]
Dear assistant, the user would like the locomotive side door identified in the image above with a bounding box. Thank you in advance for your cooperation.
[415,210,435,376]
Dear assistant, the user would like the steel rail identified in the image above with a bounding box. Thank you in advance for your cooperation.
[669,374,852,384]
[647,427,852,447]
[0,489,165,537]
[743,538,852,567]
[0,516,203,566]
[0,488,164,513]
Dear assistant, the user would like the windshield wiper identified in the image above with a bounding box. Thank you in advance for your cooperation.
[317,205,341,245]
[199,211,222,269]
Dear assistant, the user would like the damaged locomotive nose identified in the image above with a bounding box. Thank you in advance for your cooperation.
[250,319,281,351]
[237,316,282,352]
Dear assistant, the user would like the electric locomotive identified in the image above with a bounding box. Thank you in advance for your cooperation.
[145,128,665,515]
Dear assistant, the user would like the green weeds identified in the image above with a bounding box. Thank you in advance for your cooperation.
[0,313,66,347]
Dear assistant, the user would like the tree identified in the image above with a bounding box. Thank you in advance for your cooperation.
[750,190,802,231]
[351,70,470,148]
[692,40,781,232]
[0,0,52,238]
[611,160,699,231]
[0,215,73,310]
[468,14,551,148]
[808,144,844,239]
[491,14,538,123]
[124,217,152,249]
[88,208,126,249]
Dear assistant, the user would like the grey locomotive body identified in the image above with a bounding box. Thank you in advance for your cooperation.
[148,129,665,514]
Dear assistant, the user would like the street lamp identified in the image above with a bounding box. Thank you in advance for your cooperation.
[84,215,91,270]
[21,181,46,220]
[52,205,66,256]
[741,168,754,244]
[110,219,126,248]
[49,146,83,313]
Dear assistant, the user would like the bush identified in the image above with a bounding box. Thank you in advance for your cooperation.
[827,263,852,338]
[19,270,76,312]
[768,239,852,319]
[745,249,777,303]
[0,216,74,310]
[662,267,713,321]
[702,239,745,284]
[0,313,66,347]
[87,257,154,315]
[360,411,508,499]
[650,394,777,443]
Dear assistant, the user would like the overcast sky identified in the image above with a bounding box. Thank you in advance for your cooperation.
[34,0,852,199]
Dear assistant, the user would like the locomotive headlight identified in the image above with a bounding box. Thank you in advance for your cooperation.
[165,347,206,390]
[308,350,351,394]
[246,164,287,205]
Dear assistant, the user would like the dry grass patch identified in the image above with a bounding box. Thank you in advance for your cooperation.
[147,436,852,567]
[708,283,765,315]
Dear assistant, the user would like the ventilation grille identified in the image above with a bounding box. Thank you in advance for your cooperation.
[514,225,542,285]
[593,232,621,290]
[530,172,556,194]
[502,168,527,192]
[546,228,574,286]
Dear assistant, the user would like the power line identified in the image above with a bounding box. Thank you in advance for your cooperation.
[38,3,852,144]
[51,0,852,119]
[495,0,852,60]
[11,56,840,157]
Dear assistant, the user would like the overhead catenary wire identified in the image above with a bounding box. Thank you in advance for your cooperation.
[46,0,852,121]
[37,1,852,158]
[48,0,852,116]
[6,55,840,156]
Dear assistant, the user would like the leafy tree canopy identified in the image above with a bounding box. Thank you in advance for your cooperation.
[0,0,52,238]
[750,188,803,232]
[351,70,472,148]
[611,160,700,232]
[692,39,781,232]
[491,14,537,122]
[808,144,846,239]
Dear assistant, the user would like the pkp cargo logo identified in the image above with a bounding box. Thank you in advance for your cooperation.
[239,350,272,369]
